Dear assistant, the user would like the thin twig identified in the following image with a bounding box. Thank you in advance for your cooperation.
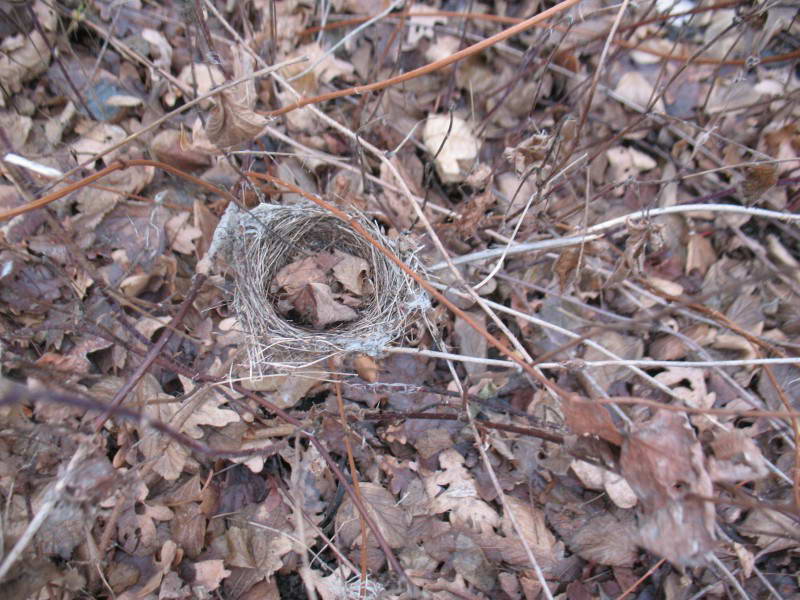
[0,442,91,582]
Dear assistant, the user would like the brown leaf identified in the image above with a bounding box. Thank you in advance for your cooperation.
[453,311,488,379]
[499,495,557,567]
[685,232,716,276]
[206,88,269,148]
[452,532,496,592]
[619,410,715,567]
[424,449,501,535]
[331,250,370,295]
[294,282,359,329]
[740,163,778,203]
[423,115,479,183]
[151,129,211,171]
[563,395,624,446]
[336,482,410,550]
[224,495,293,572]
[0,2,56,97]
[273,256,327,297]
[193,560,231,592]
[554,247,580,292]
[171,502,206,559]
[708,430,768,482]
[567,509,639,567]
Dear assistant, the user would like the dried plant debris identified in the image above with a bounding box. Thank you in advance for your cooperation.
[208,201,429,370]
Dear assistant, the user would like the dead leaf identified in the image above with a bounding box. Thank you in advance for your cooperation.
[423,115,479,184]
[166,212,202,255]
[708,430,769,482]
[453,311,488,379]
[424,449,501,535]
[151,129,212,171]
[282,42,355,95]
[0,1,56,102]
[354,353,379,383]
[614,71,665,113]
[567,509,640,567]
[206,87,269,148]
[193,560,231,592]
[293,282,359,329]
[70,122,127,164]
[570,460,637,509]
[498,495,557,567]
[332,250,370,295]
[336,482,410,550]
[563,395,624,446]
[620,410,715,567]
[740,163,778,203]
[273,256,327,297]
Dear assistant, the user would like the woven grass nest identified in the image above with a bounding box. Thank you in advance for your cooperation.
[211,201,429,372]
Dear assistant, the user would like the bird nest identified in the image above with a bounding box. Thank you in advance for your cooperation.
[209,201,429,373]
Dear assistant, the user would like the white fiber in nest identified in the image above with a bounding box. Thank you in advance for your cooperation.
[207,201,429,372]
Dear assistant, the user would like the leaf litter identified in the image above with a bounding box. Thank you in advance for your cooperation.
[0,0,799,599]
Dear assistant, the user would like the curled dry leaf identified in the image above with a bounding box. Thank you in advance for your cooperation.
[206,87,269,148]
[293,282,359,328]
[708,430,768,482]
[332,249,370,295]
[613,71,665,113]
[354,353,379,383]
[423,115,479,183]
[336,482,410,551]
[570,460,637,509]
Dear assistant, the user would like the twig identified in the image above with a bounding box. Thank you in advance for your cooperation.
[429,202,800,271]
[331,359,369,597]
[616,558,665,600]
[0,442,91,582]
[708,553,751,600]
[262,0,583,117]
[92,273,207,432]
[386,347,800,370]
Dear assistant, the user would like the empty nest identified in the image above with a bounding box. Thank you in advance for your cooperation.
[212,201,429,372]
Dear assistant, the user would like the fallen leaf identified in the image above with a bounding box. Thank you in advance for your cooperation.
[193,560,231,592]
[614,71,665,113]
[336,482,410,551]
[620,410,715,567]
[354,353,379,383]
[453,311,488,379]
[423,115,479,184]
[293,282,359,329]
[273,256,327,297]
[332,250,370,295]
[206,87,269,148]
[0,1,56,102]
[425,449,501,535]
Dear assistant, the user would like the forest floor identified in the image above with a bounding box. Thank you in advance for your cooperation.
[1,0,799,599]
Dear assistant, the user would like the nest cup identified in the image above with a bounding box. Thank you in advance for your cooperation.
[216,202,428,372]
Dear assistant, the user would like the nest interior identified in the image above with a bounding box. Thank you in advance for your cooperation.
[217,202,429,371]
